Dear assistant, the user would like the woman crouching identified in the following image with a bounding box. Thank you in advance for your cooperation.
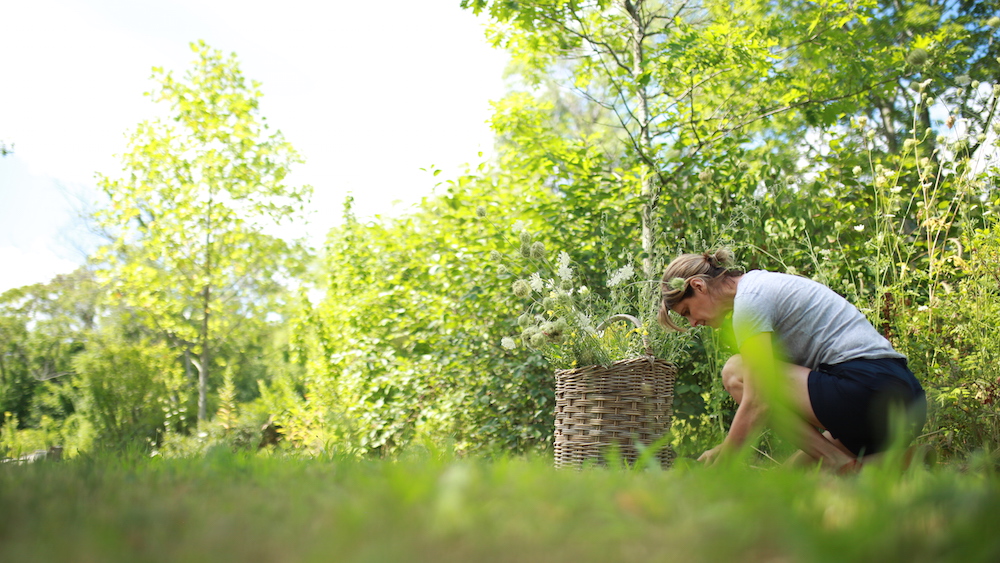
[659,249,926,471]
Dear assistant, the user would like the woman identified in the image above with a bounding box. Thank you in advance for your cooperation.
[658,250,926,470]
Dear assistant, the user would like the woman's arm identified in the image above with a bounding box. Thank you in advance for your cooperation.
[698,332,775,463]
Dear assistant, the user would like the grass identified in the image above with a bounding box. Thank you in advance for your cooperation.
[2,449,999,563]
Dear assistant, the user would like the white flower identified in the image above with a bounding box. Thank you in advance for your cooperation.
[852,166,863,176]
[501,337,516,350]
[608,264,635,288]
[578,285,590,297]
[557,251,573,283]
[512,220,526,234]
[529,272,545,292]
[853,224,865,232]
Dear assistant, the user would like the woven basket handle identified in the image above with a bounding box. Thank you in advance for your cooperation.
[596,314,653,356]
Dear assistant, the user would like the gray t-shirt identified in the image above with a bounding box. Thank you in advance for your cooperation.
[732,270,904,369]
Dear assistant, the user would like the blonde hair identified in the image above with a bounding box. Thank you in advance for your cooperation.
[658,249,743,330]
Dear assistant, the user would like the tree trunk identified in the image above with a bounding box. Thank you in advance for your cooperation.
[878,100,898,153]
[625,0,658,280]
[198,284,210,422]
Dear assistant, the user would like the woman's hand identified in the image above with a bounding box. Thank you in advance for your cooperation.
[698,443,725,465]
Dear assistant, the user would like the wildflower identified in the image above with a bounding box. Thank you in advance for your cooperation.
[529,332,547,348]
[866,129,876,140]
[854,224,865,232]
[520,243,531,258]
[667,277,686,292]
[918,79,932,91]
[994,84,1000,98]
[698,169,713,182]
[529,272,545,292]
[490,250,503,262]
[956,75,972,87]
[578,285,591,297]
[512,279,531,298]
[972,80,980,90]
[608,264,635,288]
[517,313,532,328]
[856,116,868,128]
[519,230,532,245]
[946,115,955,129]
[977,133,987,144]
[557,251,572,283]
[903,138,918,151]
[905,48,928,66]
[530,241,546,260]
[852,166,863,176]
[512,220,526,234]
[497,264,510,275]
[501,337,516,350]
[476,206,487,218]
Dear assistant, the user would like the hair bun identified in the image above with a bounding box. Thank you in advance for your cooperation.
[702,248,736,271]
[713,248,734,268]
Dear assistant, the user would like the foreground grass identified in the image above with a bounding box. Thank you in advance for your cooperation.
[1,450,999,563]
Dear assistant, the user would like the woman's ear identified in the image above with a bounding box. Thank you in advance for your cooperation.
[690,277,706,293]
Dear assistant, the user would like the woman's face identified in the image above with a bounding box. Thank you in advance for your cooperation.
[672,283,727,328]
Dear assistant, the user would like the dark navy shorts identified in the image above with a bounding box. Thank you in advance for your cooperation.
[807,357,926,456]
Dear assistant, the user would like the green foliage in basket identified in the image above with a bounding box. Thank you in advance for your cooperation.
[486,219,661,370]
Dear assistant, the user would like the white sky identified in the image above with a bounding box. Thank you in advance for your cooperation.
[0,0,508,293]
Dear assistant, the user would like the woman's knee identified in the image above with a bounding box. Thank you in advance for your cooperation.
[722,355,747,404]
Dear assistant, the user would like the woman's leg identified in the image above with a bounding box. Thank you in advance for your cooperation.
[722,355,855,468]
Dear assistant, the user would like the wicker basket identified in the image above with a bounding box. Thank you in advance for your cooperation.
[554,315,676,469]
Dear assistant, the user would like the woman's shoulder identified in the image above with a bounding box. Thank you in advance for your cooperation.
[739,270,829,298]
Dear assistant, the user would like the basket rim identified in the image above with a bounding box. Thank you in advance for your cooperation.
[555,356,676,375]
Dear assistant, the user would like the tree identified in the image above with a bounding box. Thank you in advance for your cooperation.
[0,268,98,429]
[95,42,311,422]
[464,0,901,274]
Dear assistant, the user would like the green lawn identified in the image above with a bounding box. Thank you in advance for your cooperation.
[2,450,999,562]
